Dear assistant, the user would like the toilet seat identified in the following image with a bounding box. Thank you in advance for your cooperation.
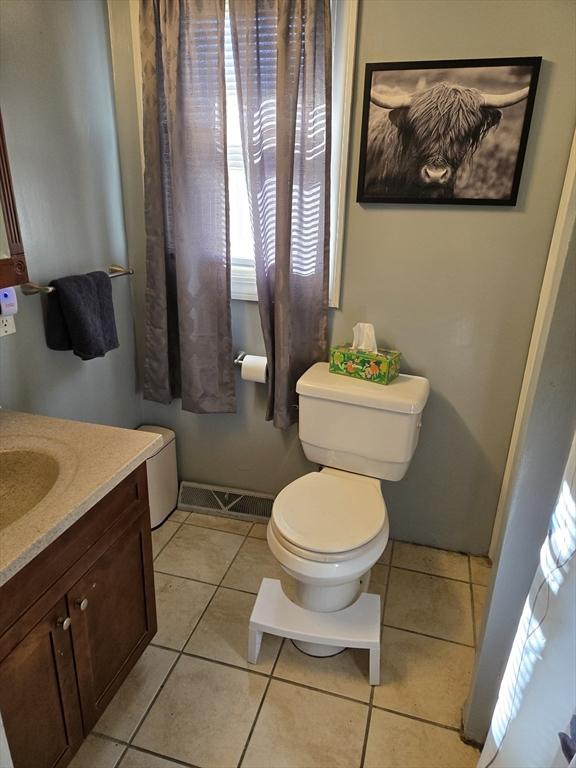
[270,518,384,563]
[272,469,386,559]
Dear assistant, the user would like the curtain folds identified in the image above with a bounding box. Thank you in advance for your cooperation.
[230,0,332,429]
[140,0,236,413]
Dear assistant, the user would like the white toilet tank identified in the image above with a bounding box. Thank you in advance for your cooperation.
[296,363,430,481]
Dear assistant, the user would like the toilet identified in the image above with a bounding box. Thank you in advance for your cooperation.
[267,362,429,656]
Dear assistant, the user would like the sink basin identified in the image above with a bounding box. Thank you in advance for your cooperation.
[0,449,60,529]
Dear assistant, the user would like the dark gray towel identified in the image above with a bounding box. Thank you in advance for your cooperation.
[45,271,119,360]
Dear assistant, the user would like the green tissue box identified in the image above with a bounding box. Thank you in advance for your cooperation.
[329,344,401,385]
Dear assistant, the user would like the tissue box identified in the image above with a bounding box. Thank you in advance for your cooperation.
[329,345,401,385]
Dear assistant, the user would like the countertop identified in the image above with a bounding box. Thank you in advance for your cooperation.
[0,410,163,586]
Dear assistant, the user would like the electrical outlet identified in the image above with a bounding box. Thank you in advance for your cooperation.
[0,316,16,337]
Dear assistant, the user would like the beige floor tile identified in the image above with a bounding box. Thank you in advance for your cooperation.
[393,542,469,581]
[470,555,492,586]
[365,708,478,768]
[168,510,190,523]
[133,655,266,767]
[153,572,216,650]
[93,646,177,741]
[243,680,367,768]
[119,748,183,768]
[68,735,125,768]
[473,584,488,642]
[368,563,389,607]
[273,639,371,702]
[221,537,285,593]
[185,587,281,673]
[378,539,393,565]
[154,524,244,583]
[249,522,269,540]
[385,568,474,645]
[374,627,474,727]
[184,511,252,535]
[151,521,180,559]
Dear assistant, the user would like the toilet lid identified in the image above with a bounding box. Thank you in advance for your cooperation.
[272,471,386,554]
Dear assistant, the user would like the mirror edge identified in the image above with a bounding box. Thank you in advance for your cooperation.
[0,109,29,287]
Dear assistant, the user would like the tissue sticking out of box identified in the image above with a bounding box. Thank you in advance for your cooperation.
[352,323,378,353]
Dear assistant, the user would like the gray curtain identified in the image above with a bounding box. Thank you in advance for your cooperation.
[230,0,331,429]
[140,0,236,413]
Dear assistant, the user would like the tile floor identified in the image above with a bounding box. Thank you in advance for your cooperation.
[69,510,490,768]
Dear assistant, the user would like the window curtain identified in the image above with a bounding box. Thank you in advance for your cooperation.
[140,0,236,413]
[230,0,331,429]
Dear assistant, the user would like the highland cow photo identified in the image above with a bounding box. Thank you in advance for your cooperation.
[357,57,541,205]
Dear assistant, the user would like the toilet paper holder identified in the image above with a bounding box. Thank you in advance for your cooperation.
[234,350,247,367]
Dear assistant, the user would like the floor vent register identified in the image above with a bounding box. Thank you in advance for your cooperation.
[177,481,274,523]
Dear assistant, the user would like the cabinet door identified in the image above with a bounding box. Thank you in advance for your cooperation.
[0,598,83,768]
[67,514,156,731]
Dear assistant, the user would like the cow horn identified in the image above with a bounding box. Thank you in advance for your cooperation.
[480,87,530,108]
[370,89,412,109]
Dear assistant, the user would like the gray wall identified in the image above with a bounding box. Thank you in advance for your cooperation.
[0,0,140,428]
[142,0,576,554]
[336,0,576,553]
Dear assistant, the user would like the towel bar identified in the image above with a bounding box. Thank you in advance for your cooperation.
[20,265,134,296]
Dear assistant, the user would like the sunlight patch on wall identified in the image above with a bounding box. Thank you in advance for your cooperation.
[488,466,576,754]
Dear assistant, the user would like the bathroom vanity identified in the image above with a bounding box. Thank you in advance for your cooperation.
[0,411,162,768]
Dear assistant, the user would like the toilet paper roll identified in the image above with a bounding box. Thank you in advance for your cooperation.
[241,354,268,383]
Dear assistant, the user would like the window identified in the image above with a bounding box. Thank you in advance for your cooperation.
[225,0,358,306]
[224,7,258,301]
[111,0,357,307]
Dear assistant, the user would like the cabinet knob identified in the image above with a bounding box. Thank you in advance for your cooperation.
[57,617,72,631]
[75,598,89,611]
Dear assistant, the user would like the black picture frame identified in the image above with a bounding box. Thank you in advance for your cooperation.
[356,57,541,206]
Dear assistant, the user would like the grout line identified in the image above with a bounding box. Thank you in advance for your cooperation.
[152,569,270,598]
[175,508,267,529]
[152,568,224,591]
[152,520,184,561]
[370,703,463,733]
[361,540,393,766]
[269,673,371,706]
[468,555,478,648]
[389,563,472,585]
[382,622,475,649]
[237,638,285,768]
[381,539,394,624]
[360,688,375,768]
[121,742,202,768]
[86,733,129,768]
[152,571,259,597]
[118,649,180,747]
[89,732,128,746]
[116,746,129,768]
[179,649,272,680]
[92,732,201,768]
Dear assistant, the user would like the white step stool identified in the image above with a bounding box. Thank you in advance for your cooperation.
[248,578,381,685]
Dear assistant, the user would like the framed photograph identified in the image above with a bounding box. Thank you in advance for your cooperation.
[357,57,541,205]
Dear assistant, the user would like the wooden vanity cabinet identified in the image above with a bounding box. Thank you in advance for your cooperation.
[0,598,83,768]
[0,463,157,768]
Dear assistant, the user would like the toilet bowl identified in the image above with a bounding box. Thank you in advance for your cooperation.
[269,468,389,655]
[265,362,429,657]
